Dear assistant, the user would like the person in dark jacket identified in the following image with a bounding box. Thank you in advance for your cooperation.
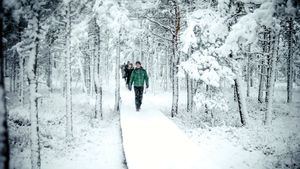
[121,62,127,80]
[122,61,130,80]
[129,61,149,111]
[125,63,134,86]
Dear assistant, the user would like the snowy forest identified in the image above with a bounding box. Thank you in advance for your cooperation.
[1,0,300,168]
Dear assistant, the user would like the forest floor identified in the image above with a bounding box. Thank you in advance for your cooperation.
[160,82,300,169]
[8,87,127,169]
[7,81,300,169]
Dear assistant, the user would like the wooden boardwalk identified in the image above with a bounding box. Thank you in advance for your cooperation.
[120,89,219,169]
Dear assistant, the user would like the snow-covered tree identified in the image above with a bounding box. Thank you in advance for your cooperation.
[284,0,297,103]
[64,0,73,139]
[22,1,44,168]
[180,7,235,125]
[88,17,103,119]
[142,0,183,117]
[0,1,10,167]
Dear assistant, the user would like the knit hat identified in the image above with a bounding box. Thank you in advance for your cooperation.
[135,61,141,65]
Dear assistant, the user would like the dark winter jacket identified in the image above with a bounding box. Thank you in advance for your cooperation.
[129,67,149,87]
[121,64,127,78]
[125,68,134,85]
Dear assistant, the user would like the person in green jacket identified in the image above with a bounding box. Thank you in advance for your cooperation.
[129,61,149,111]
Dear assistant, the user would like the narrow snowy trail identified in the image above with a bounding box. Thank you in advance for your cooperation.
[120,87,219,169]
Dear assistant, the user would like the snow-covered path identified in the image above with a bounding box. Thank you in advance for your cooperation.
[120,88,219,169]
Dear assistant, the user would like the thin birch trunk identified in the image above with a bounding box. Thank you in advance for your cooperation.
[114,29,121,113]
[258,61,265,103]
[171,0,180,117]
[89,52,95,96]
[186,48,193,112]
[47,50,53,93]
[65,2,73,139]
[94,19,103,119]
[287,17,293,103]
[265,31,277,125]
[246,46,251,97]
[19,57,24,105]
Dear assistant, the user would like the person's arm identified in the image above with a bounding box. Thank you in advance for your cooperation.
[144,70,149,88]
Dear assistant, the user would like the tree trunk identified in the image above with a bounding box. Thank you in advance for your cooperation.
[93,18,103,119]
[19,57,25,105]
[47,50,53,93]
[0,4,10,166]
[29,14,41,169]
[29,76,41,169]
[186,73,192,112]
[258,28,269,103]
[287,17,293,103]
[150,46,155,93]
[246,53,250,97]
[171,0,180,117]
[10,61,15,92]
[90,56,95,96]
[235,64,248,126]
[205,84,209,115]
[186,48,193,112]
[10,60,17,93]
[65,2,73,139]
[164,47,169,91]
[265,29,271,103]
[250,66,253,87]
[171,38,179,117]
[265,31,277,125]
[114,29,121,113]
[139,21,143,62]
[78,58,87,93]
[233,84,237,101]
[258,60,265,103]
[105,32,110,83]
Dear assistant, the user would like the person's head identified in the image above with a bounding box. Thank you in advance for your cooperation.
[135,61,141,68]
[127,61,130,65]
[129,63,133,69]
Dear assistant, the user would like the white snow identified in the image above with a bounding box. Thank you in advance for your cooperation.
[9,90,126,169]
[42,117,124,169]
[120,88,220,169]
[285,0,297,16]
[5,0,300,168]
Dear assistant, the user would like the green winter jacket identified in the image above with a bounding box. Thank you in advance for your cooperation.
[129,67,149,87]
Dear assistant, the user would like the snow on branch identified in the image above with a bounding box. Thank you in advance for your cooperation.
[145,16,175,35]
[148,30,172,42]
[218,1,276,57]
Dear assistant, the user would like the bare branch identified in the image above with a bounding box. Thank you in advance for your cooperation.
[145,17,175,35]
[149,30,172,42]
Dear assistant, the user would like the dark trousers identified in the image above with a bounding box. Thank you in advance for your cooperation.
[134,86,144,109]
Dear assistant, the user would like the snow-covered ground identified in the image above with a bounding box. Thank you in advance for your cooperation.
[120,88,219,169]
[8,82,300,169]
[158,83,300,169]
[120,82,299,169]
[8,89,126,169]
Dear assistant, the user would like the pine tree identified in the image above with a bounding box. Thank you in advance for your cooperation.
[23,1,44,168]
[265,29,278,125]
[89,17,103,119]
